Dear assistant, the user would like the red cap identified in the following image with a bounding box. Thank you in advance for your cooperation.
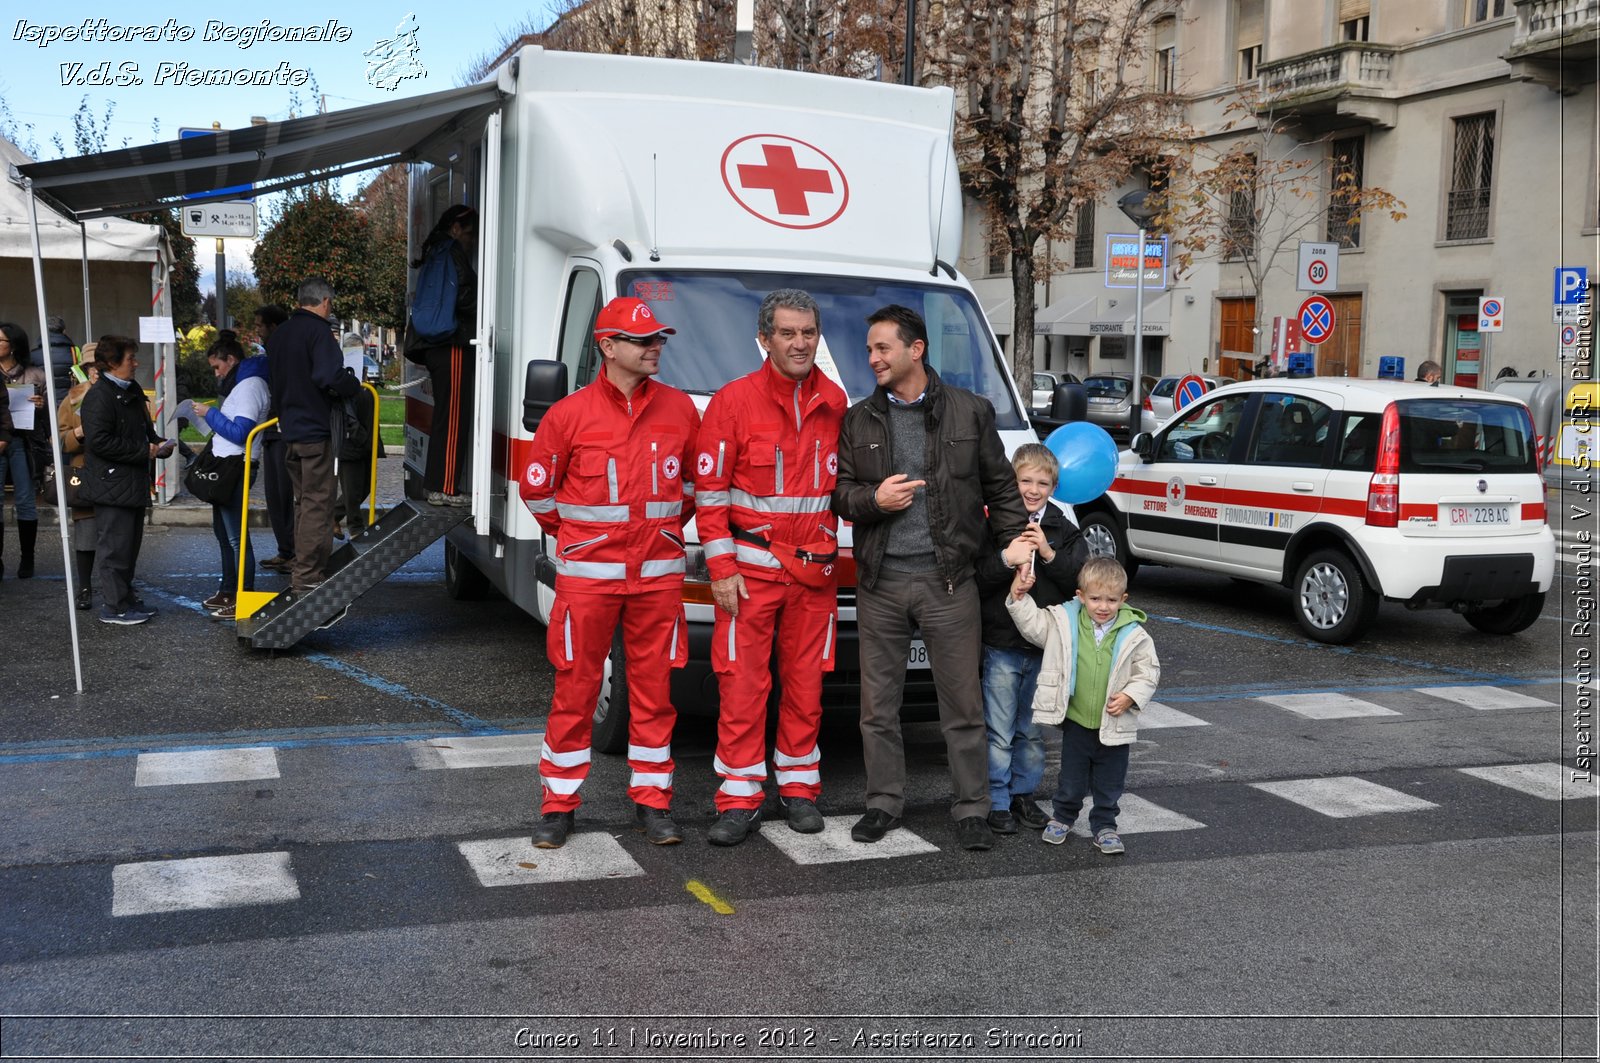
[594,297,676,341]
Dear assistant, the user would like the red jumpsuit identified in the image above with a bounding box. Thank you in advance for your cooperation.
[520,372,699,813]
[694,360,846,812]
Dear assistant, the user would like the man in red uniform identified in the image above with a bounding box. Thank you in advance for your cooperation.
[519,296,700,849]
[695,289,847,846]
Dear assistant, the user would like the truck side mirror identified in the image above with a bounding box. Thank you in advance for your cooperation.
[523,359,569,432]
[1050,381,1087,422]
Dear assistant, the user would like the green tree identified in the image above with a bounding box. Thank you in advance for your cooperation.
[252,190,376,321]
[353,165,409,331]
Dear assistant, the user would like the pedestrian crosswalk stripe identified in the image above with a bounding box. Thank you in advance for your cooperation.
[457,834,645,887]
[111,852,300,917]
[1415,686,1556,711]
[133,747,280,787]
[409,732,544,770]
[1052,794,1207,837]
[760,816,939,864]
[1257,692,1400,720]
[1458,763,1600,802]
[1250,776,1437,818]
[1139,702,1211,729]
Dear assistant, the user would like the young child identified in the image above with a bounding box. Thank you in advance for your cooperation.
[974,443,1086,834]
[1006,555,1159,855]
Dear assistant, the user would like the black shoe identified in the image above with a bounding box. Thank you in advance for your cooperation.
[707,807,763,847]
[1010,795,1050,830]
[956,815,996,851]
[986,809,1018,835]
[75,587,91,611]
[16,560,33,579]
[531,810,574,849]
[850,808,901,843]
[782,796,825,834]
[634,804,683,846]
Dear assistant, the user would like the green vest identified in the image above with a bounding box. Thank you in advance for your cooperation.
[1067,607,1116,731]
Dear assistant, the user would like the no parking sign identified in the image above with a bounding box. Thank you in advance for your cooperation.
[1298,295,1335,345]
[1174,374,1210,411]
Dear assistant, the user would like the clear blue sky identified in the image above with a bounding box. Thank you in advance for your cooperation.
[2,3,552,293]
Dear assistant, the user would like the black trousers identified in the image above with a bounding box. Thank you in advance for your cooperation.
[261,435,296,559]
[94,504,145,614]
[423,344,473,496]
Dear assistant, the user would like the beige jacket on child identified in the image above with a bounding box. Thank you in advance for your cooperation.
[1004,594,1160,745]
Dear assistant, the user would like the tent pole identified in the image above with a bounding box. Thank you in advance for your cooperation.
[79,223,94,340]
[24,179,84,694]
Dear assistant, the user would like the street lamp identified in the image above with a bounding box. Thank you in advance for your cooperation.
[1118,188,1159,440]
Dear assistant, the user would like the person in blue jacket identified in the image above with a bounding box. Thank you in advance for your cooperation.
[190,337,271,620]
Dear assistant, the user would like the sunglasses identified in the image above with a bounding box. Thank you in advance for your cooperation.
[613,334,668,348]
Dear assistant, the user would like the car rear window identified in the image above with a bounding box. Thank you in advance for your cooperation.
[1396,399,1537,474]
[1084,377,1130,398]
[1151,378,1177,398]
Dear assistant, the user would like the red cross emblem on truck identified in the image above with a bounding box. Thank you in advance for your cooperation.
[721,134,850,230]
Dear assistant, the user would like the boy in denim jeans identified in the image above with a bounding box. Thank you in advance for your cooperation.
[973,443,1086,834]
[1006,556,1159,854]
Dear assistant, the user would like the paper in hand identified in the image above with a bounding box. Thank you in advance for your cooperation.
[7,386,35,431]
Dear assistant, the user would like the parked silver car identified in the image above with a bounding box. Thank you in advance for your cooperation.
[1141,374,1237,433]
[1082,373,1158,436]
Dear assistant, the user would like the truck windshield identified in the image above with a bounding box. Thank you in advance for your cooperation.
[619,269,1026,429]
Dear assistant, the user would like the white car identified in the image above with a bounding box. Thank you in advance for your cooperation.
[1076,377,1555,643]
[1030,371,1080,413]
[1141,374,1236,434]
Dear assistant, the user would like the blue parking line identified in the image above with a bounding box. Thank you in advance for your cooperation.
[303,654,492,731]
[1149,614,1516,682]
[0,725,541,767]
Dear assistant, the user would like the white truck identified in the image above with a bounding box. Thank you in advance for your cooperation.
[405,47,1037,749]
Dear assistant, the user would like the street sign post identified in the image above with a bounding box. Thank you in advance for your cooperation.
[1174,374,1209,411]
[1297,241,1339,292]
[180,201,258,239]
[1478,296,1504,332]
[1298,295,1335,345]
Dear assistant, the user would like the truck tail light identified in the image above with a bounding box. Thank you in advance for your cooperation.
[1366,401,1400,528]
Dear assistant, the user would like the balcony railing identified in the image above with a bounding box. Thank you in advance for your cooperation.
[1514,0,1600,43]
[1259,42,1397,103]
[1506,0,1599,89]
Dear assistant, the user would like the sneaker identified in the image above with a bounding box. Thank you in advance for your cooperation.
[1010,795,1050,830]
[634,804,683,846]
[212,604,237,621]
[1095,828,1125,855]
[201,591,230,611]
[98,607,152,626]
[75,587,92,611]
[986,809,1018,835]
[426,492,446,507]
[531,810,575,849]
[442,493,470,507]
[707,807,763,847]
[849,808,900,843]
[955,815,995,851]
[1042,819,1072,845]
[782,796,825,834]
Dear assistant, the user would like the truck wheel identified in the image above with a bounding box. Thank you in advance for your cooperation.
[592,633,630,755]
[1293,549,1377,644]
[1464,592,1546,635]
[443,540,491,601]
[1080,510,1138,582]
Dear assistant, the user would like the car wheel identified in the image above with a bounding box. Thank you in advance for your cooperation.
[443,540,492,601]
[1080,510,1138,581]
[1293,548,1377,644]
[1463,592,1546,635]
[592,632,630,755]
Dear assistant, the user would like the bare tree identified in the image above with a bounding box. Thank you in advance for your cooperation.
[925,0,1180,384]
[1158,86,1406,362]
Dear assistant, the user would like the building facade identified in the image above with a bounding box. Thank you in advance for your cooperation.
[966,0,1598,387]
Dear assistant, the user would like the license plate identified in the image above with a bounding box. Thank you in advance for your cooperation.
[908,639,929,669]
[1448,504,1511,526]
[1089,396,1116,405]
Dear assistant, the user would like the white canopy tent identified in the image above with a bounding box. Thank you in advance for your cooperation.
[8,81,506,691]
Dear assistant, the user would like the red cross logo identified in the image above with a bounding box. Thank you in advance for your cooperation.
[1166,478,1185,506]
[721,134,849,230]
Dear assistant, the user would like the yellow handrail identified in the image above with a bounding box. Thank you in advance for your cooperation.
[234,417,279,622]
[362,381,380,528]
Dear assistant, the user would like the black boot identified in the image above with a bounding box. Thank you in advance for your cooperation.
[16,519,36,579]
[0,522,5,579]
[75,550,95,610]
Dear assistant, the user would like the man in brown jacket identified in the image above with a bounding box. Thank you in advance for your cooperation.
[832,304,1029,852]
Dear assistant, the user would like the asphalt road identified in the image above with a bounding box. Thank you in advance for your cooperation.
[0,475,1594,1062]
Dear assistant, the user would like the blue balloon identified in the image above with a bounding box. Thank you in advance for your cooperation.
[1043,422,1119,504]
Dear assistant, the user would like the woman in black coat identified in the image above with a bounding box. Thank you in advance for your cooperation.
[77,335,173,625]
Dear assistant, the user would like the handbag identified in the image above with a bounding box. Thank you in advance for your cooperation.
[62,462,85,509]
[183,441,246,505]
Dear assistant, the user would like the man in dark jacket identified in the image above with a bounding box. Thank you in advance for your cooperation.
[267,278,360,595]
[32,316,78,399]
[832,304,1029,852]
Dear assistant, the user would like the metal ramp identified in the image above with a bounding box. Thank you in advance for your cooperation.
[235,501,471,650]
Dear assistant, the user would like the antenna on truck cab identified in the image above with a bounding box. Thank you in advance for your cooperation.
[649,154,661,262]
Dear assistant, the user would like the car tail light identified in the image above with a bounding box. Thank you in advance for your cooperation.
[1142,397,1153,412]
[1366,401,1400,528]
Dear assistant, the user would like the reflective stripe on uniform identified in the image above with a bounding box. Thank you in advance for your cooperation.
[714,754,767,778]
[541,743,592,768]
[731,489,829,514]
[630,771,673,788]
[556,559,627,579]
[645,501,682,519]
[773,768,821,786]
[703,537,736,559]
[540,775,584,794]
[734,543,783,568]
[524,497,556,514]
[718,778,764,798]
[641,558,686,577]
[557,503,629,522]
[629,743,672,763]
[772,745,819,768]
[697,490,732,507]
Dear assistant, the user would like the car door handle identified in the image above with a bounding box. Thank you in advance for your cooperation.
[1198,476,1218,486]
[1292,481,1315,492]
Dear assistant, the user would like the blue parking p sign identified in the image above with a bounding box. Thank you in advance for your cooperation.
[1555,267,1588,305]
